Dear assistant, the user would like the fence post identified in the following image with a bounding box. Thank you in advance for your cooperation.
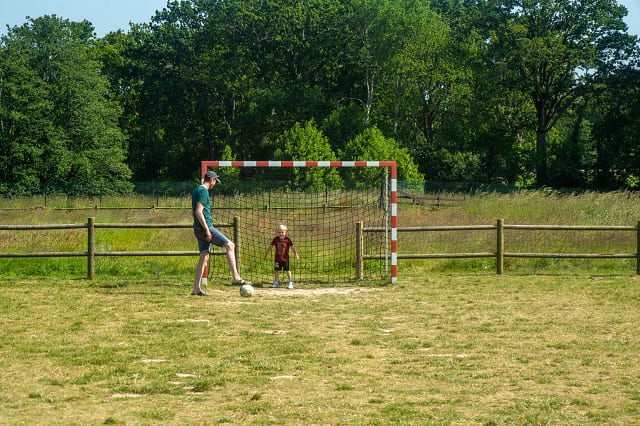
[234,216,240,270]
[637,220,640,276]
[496,218,504,275]
[87,217,95,280]
[356,221,364,280]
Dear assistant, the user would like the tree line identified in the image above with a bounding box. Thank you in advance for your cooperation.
[1,0,639,195]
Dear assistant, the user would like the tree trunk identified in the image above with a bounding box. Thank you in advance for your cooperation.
[535,99,548,186]
[536,124,548,187]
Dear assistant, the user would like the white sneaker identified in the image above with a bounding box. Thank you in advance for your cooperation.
[271,281,279,288]
[288,281,294,289]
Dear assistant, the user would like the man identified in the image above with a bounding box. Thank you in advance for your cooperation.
[192,170,250,296]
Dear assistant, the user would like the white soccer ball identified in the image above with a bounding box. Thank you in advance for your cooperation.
[239,284,254,297]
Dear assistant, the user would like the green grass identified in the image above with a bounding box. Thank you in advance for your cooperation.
[2,189,639,279]
[1,190,640,423]
[1,275,639,424]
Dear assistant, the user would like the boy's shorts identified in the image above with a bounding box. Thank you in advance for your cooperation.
[274,261,290,271]
[194,225,230,253]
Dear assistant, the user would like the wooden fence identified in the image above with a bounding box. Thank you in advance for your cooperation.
[0,217,238,279]
[357,219,640,277]
[3,218,639,280]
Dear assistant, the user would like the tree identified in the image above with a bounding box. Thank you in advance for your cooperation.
[0,15,131,194]
[341,126,423,184]
[110,1,210,180]
[378,1,458,144]
[590,64,640,188]
[482,0,636,186]
[0,34,51,193]
[217,0,357,155]
[273,120,342,190]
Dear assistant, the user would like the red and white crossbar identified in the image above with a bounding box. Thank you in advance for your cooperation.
[201,160,398,283]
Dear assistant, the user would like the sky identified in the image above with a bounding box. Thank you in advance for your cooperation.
[1,0,639,38]
[1,0,168,37]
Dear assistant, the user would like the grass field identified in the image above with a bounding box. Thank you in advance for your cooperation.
[1,190,640,424]
[1,274,639,424]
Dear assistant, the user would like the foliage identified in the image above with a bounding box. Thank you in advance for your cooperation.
[420,147,482,182]
[0,15,132,195]
[342,126,423,185]
[1,0,640,192]
[589,66,640,189]
[476,0,637,186]
[273,120,342,190]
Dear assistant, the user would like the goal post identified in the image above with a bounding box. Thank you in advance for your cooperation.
[201,160,397,284]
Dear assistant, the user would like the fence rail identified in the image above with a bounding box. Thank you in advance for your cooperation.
[0,218,237,279]
[358,219,640,276]
[3,218,639,279]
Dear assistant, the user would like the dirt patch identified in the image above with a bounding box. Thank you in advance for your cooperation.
[256,287,381,297]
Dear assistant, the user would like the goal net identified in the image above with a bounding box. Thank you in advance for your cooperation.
[202,161,397,285]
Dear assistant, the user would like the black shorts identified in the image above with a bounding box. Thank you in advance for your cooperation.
[274,261,290,271]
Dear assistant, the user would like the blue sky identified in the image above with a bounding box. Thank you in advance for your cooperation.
[1,0,168,37]
[1,0,639,38]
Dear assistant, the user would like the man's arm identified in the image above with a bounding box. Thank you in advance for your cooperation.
[195,202,212,242]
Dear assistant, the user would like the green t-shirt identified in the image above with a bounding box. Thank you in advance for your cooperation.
[192,185,213,229]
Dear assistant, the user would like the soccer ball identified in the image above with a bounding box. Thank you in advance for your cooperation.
[239,284,254,297]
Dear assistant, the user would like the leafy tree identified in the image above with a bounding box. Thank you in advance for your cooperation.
[0,40,50,194]
[481,0,636,186]
[112,2,209,180]
[376,1,458,143]
[341,126,423,185]
[321,102,367,152]
[589,65,640,189]
[422,147,482,182]
[5,0,639,193]
[219,0,358,154]
[469,65,537,184]
[110,0,359,178]
[273,120,342,190]
[0,15,131,194]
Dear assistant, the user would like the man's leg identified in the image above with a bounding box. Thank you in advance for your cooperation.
[193,251,209,294]
[223,241,243,282]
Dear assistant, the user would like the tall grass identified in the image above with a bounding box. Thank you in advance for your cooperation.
[402,189,640,226]
[399,190,639,275]
[1,190,638,280]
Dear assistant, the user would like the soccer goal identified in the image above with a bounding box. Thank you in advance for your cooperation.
[201,161,397,285]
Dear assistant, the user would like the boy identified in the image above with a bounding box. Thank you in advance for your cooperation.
[264,224,300,288]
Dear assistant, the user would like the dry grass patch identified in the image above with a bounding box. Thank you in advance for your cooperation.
[1,275,640,424]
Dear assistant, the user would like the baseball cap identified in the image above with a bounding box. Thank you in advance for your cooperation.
[206,170,221,182]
